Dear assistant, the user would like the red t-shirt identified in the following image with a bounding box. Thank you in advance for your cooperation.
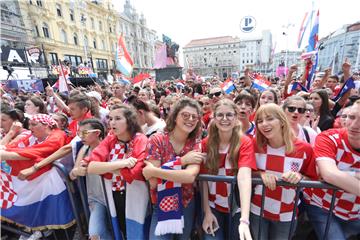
[68,112,92,139]
[200,135,256,212]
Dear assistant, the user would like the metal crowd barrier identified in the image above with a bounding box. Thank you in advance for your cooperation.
[53,161,88,239]
[197,174,341,240]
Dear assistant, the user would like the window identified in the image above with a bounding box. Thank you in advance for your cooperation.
[29,0,32,5]
[69,9,74,21]
[34,26,40,37]
[109,26,112,33]
[91,17,94,29]
[98,21,102,31]
[73,33,78,45]
[36,0,42,7]
[56,4,62,17]
[101,40,106,50]
[81,14,86,25]
[84,35,88,47]
[60,29,67,43]
[49,52,58,65]
[42,23,50,38]
[93,38,97,49]
[64,55,82,66]
[96,58,108,69]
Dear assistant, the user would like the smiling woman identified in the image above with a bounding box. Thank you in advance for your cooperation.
[250,103,317,240]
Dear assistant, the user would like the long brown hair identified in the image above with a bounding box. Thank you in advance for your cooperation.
[110,104,142,137]
[255,103,295,154]
[165,97,202,140]
[206,99,243,174]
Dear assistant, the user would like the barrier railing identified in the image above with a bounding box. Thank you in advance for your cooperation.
[197,174,341,240]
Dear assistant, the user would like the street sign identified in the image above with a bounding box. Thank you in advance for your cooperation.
[240,16,256,33]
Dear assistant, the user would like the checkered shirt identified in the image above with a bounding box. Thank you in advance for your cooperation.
[0,170,17,209]
[208,154,234,213]
[109,143,127,191]
[303,129,360,220]
[251,140,315,222]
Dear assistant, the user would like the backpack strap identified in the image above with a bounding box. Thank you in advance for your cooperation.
[302,127,310,143]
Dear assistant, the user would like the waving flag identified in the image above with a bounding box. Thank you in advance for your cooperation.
[53,63,70,93]
[307,10,319,52]
[332,77,355,102]
[133,73,151,85]
[116,34,134,76]
[250,74,271,92]
[1,168,75,230]
[297,11,312,49]
[221,79,236,94]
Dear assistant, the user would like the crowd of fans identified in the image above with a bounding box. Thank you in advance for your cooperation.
[1,60,359,240]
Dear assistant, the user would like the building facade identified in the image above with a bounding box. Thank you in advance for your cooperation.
[183,31,272,77]
[272,50,303,76]
[15,0,156,78]
[317,22,360,74]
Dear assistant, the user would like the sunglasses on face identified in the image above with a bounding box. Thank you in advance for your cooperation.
[208,92,222,99]
[180,112,199,121]
[214,112,236,121]
[305,108,314,113]
[77,129,99,137]
[287,106,306,114]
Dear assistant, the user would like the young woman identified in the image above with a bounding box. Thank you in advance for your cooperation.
[309,89,334,131]
[69,119,112,240]
[250,104,317,240]
[250,89,279,121]
[142,98,206,240]
[201,99,256,240]
[282,96,318,145]
[83,104,148,239]
[0,107,30,145]
[24,96,47,116]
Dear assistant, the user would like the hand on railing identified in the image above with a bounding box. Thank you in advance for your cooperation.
[260,172,279,191]
[181,151,207,166]
[281,171,303,184]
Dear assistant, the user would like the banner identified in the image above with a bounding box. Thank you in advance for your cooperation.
[6,79,44,92]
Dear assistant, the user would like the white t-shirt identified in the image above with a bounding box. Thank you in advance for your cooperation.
[143,119,166,137]
[297,124,318,146]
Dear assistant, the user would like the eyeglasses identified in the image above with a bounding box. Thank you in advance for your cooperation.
[77,129,99,137]
[286,106,306,114]
[305,108,314,113]
[208,92,222,99]
[214,112,236,121]
[180,112,199,121]
[340,114,348,119]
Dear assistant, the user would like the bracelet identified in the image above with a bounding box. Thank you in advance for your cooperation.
[240,219,250,225]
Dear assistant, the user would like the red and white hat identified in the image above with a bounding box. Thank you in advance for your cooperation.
[30,114,57,128]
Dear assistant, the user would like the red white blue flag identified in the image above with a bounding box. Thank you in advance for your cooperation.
[221,78,236,94]
[251,74,271,92]
[116,34,134,76]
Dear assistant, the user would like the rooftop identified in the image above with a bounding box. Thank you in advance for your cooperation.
[184,36,240,48]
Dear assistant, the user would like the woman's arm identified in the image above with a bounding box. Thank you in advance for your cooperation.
[87,157,136,175]
[143,161,200,184]
[0,149,30,160]
[238,167,252,222]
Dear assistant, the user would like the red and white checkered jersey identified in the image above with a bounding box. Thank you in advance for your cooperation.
[108,143,127,191]
[251,139,317,222]
[0,170,17,209]
[303,128,360,220]
[201,136,256,213]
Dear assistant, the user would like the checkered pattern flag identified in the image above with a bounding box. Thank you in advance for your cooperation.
[1,170,18,209]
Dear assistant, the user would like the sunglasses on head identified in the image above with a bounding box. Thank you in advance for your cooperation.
[208,92,222,99]
[287,106,306,114]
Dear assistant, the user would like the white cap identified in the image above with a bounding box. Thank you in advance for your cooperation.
[86,91,102,103]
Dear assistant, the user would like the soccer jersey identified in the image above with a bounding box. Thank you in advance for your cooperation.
[251,138,317,222]
[303,128,360,220]
[201,135,256,213]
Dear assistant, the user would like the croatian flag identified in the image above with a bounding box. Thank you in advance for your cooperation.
[53,64,70,93]
[221,79,236,94]
[288,82,308,95]
[104,178,150,240]
[1,168,75,230]
[116,34,134,76]
[332,77,355,102]
[307,10,319,52]
[297,12,310,49]
[251,74,271,92]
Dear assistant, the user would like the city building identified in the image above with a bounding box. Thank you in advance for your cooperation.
[272,50,302,76]
[183,31,272,78]
[317,22,360,74]
[183,36,240,78]
[14,0,156,78]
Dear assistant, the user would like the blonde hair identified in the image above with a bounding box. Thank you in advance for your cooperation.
[255,103,295,154]
[206,99,243,174]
